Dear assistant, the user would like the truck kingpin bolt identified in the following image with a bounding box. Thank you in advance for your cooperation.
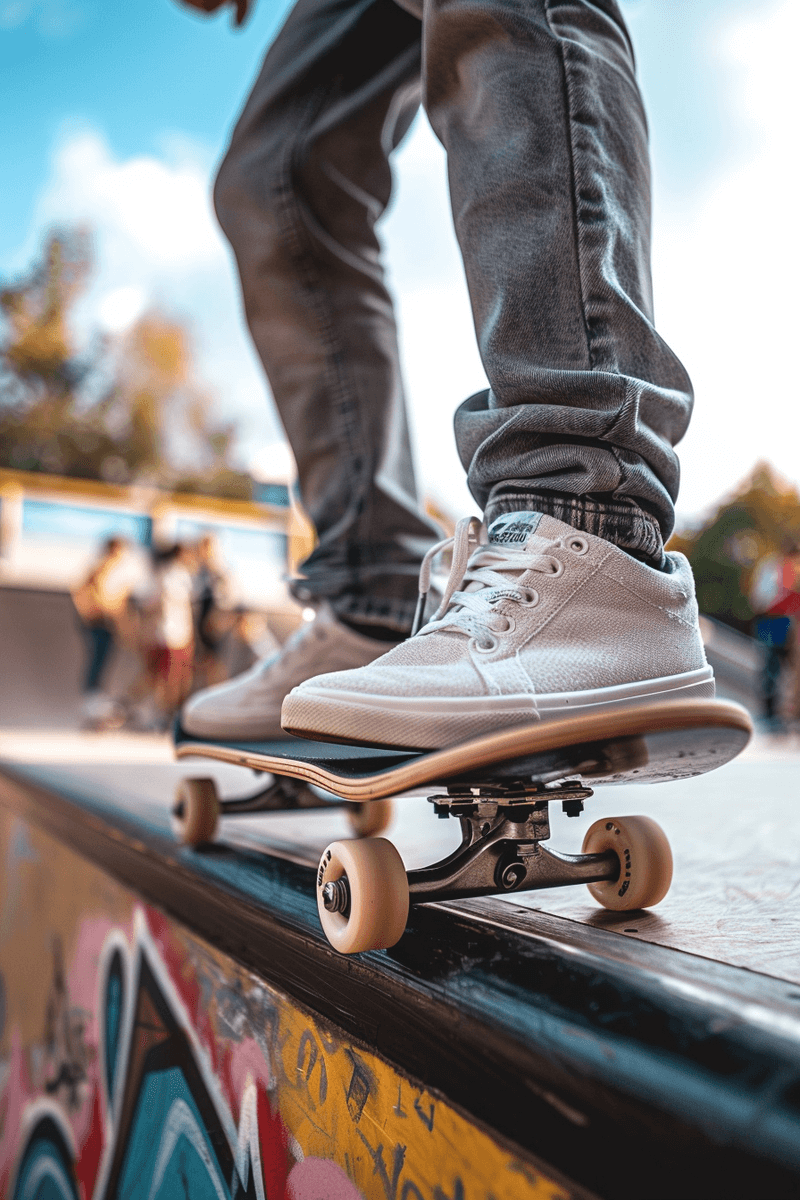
[322,878,350,915]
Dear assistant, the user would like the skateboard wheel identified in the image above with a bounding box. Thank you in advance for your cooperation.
[346,799,394,837]
[582,815,672,911]
[317,839,409,954]
[172,778,220,846]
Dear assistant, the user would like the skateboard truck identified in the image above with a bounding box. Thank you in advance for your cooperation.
[171,774,394,846]
[321,779,618,928]
[317,776,677,954]
[408,780,617,902]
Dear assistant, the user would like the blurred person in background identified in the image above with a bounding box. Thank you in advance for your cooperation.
[145,543,197,726]
[192,532,234,689]
[179,0,713,749]
[71,535,131,729]
[751,543,800,730]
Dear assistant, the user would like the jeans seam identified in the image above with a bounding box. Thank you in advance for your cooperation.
[543,0,596,372]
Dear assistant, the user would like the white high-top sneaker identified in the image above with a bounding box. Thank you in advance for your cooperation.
[181,603,400,741]
[281,512,714,749]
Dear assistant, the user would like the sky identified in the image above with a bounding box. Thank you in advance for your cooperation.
[1,0,798,529]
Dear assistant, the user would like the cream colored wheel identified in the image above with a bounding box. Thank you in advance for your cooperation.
[172,778,220,846]
[317,838,409,954]
[583,815,672,911]
[346,799,394,837]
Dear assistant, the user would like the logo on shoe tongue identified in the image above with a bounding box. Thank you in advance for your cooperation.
[488,511,543,545]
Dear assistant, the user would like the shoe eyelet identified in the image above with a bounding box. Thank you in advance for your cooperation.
[473,635,498,653]
[492,615,514,634]
[567,536,589,556]
[519,588,539,606]
[549,559,565,578]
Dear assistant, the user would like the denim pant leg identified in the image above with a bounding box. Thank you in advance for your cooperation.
[214,0,440,634]
[422,0,693,563]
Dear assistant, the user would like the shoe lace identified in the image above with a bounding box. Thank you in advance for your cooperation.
[411,515,563,644]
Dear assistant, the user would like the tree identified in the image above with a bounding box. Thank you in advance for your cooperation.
[0,229,251,499]
[669,463,800,632]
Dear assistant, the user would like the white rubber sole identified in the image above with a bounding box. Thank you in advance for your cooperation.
[282,666,716,749]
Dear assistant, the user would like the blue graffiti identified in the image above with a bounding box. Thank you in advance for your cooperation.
[12,1117,79,1200]
[13,935,264,1200]
[103,951,124,1105]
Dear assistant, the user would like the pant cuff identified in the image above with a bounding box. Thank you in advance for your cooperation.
[485,490,666,568]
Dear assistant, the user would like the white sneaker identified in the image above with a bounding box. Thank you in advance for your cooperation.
[181,603,399,741]
[281,512,714,749]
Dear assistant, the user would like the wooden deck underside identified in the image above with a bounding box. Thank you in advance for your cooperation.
[175,698,753,800]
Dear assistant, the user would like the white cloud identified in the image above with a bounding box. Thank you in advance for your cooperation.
[29,127,280,462]
[96,285,148,334]
[40,130,225,273]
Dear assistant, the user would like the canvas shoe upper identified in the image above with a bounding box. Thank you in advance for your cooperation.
[180,602,399,741]
[281,512,714,749]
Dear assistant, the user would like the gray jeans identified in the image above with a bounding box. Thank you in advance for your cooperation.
[215,0,693,632]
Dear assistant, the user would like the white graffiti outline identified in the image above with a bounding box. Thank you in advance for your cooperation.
[95,926,134,1139]
[92,907,267,1200]
[8,1098,78,1200]
[18,1148,76,1200]
[147,1097,228,1200]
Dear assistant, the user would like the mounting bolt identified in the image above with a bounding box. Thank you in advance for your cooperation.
[322,878,351,915]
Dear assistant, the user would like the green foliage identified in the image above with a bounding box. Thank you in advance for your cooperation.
[0,229,252,500]
[669,464,800,631]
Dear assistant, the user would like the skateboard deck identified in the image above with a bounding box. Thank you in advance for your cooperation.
[174,698,751,799]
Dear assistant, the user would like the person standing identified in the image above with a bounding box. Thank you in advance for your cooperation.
[72,535,131,728]
[148,543,197,724]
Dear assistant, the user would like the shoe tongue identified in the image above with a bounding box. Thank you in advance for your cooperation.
[487,510,579,551]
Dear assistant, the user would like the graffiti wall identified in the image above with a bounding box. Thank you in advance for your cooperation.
[0,807,571,1200]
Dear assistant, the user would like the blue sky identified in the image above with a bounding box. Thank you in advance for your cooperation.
[0,0,293,262]
[2,0,797,524]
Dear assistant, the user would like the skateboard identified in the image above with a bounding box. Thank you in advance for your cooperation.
[173,697,752,954]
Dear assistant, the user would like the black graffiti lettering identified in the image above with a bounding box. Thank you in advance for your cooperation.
[319,1030,338,1055]
[297,1030,318,1081]
[400,1181,424,1200]
[356,1128,406,1200]
[394,1084,408,1118]
[297,1029,329,1107]
[345,1051,371,1123]
[43,936,90,1111]
[413,1095,434,1131]
[434,1179,465,1200]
